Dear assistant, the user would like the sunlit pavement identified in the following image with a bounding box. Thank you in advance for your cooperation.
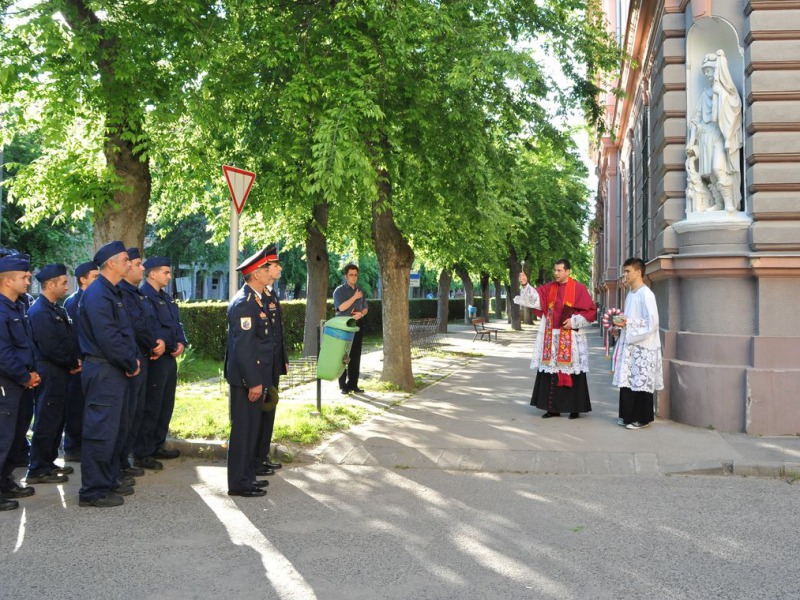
[2,323,799,599]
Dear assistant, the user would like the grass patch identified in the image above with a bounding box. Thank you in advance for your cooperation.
[177,356,224,383]
[170,380,229,439]
[171,379,372,447]
[273,402,371,445]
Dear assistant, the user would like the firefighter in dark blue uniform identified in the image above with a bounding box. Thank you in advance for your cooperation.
[62,260,98,462]
[0,248,37,471]
[0,254,40,511]
[134,257,187,470]
[78,241,140,508]
[225,247,278,497]
[118,248,164,478]
[25,264,81,484]
[255,245,287,476]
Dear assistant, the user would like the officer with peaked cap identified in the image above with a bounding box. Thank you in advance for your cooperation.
[62,260,99,461]
[0,254,40,511]
[25,264,81,485]
[254,244,287,476]
[224,247,278,497]
[77,241,139,508]
[134,256,187,470]
[118,248,164,479]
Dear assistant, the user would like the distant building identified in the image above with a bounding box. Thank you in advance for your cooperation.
[593,0,800,434]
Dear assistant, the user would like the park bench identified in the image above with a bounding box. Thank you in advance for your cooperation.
[471,317,500,342]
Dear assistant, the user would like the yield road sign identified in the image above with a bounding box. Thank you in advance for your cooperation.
[223,165,256,215]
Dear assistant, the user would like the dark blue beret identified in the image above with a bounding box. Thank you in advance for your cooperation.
[94,241,127,266]
[35,263,68,283]
[74,261,98,278]
[127,247,141,261]
[143,256,171,269]
[0,255,32,273]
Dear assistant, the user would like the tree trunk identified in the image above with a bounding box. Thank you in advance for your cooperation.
[508,248,522,330]
[493,277,503,319]
[436,267,451,333]
[372,144,414,391]
[479,272,490,321]
[302,201,330,357]
[522,262,536,325]
[455,266,474,324]
[60,1,150,251]
[93,129,151,250]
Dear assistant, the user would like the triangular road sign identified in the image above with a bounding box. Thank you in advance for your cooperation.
[223,165,256,215]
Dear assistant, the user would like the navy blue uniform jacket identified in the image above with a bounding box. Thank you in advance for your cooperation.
[78,275,138,374]
[0,295,36,385]
[224,285,275,389]
[28,295,80,370]
[140,282,187,353]
[119,280,159,356]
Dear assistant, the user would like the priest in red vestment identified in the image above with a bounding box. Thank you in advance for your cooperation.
[513,258,597,419]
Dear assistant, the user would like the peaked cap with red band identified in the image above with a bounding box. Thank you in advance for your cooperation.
[236,244,280,275]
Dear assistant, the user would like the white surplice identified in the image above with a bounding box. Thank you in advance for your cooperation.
[612,285,664,393]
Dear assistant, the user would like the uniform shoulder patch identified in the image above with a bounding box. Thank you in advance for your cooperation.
[240,317,252,330]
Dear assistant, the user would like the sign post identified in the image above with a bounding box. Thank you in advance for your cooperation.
[222,165,256,300]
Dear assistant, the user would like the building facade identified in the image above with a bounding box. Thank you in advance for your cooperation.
[594,0,800,434]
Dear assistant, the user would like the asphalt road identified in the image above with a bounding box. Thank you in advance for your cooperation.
[1,460,798,600]
[3,324,798,599]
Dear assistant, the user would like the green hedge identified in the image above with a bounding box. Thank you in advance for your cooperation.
[179,297,499,360]
[178,302,228,361]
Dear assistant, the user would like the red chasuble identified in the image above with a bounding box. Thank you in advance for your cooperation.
[533,278,597,384]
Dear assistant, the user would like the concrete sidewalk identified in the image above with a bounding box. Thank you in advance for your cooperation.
[304,321,800,478]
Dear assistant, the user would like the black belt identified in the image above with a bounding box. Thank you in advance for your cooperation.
[37,359,69,370]
[85,355,111,364]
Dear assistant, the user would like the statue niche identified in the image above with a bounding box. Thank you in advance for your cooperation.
[686,49,743,214]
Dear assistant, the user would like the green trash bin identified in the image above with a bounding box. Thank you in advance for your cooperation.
[317,316,360,380]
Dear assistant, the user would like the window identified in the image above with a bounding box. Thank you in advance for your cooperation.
[641,107,650,262]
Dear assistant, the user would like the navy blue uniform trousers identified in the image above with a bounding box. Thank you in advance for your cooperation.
[63,372,85,456]
[8,389,33,466]
[79,358,127,501]
[136,354,175,457]
[121,358,147,468]
[227,385,262,492]
[28,361,70,476]
[0,378,32,491]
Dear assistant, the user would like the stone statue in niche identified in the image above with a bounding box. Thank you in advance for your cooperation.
[686,49,743,214]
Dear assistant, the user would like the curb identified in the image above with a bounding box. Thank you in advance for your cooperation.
[167,438,293,462]
[663,460,800,479]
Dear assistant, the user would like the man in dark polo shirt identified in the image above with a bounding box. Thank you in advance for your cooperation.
[332,263,368,394]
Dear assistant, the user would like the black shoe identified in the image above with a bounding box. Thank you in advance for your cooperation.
[2,482,35,499]
[50,465,75,475]
[568,412,580,420]
[63,453,81,462]
[111,484,134,496]
[255,466,275,476]
[349,386,365,393]
[541,412,561,418]
[253,480,270,488]
[340,388,352,395]
[122,466,145,477]
[118,476,136,487]
[263,460,282,470]
[79,493,124,508]
[152,447,180,459]
[0,497,20,511]
[228,489,266,497]
[26,472,69,484]
[134,457,164,470]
